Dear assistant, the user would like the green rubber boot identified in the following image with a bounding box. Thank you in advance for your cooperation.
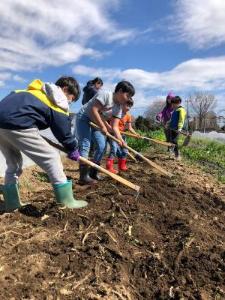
[53,180,88,209]
[2,184,25,212]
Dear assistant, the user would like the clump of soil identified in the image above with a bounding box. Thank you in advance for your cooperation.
[0,149,224,300]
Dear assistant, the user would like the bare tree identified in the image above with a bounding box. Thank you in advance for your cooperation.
[144,99,165,122]
[189,92,216,131]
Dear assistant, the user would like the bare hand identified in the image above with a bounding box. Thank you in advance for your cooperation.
[120,140,127,148]
[106,125,113,133]
[101,126,108,135]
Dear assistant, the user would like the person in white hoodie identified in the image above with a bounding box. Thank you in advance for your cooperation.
[0,76,87,212]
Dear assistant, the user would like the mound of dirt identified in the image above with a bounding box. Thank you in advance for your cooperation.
[0,148,224,299]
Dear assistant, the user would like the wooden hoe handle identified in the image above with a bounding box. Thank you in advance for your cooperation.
[121,131,174,147]
[90,122,172,177]
[41,135,140,193]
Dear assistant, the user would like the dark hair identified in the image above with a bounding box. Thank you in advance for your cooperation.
[114,80,135,97]
[126,98,134,107]
[91,77,103,86]
[171,96,182,104]
[165,92,175,107]
[55,76,81,101]
[165,98,173,108]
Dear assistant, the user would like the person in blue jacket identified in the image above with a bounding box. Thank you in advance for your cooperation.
[168,96,187,160]
[0,76,87,212]
[82,77,103,105]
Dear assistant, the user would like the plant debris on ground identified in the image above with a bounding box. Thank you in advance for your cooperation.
[0,147,224,300]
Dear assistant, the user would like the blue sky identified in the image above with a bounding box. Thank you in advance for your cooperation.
[0,0,225,116]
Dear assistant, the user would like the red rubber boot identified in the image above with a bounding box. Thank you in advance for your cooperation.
[118,158,128,171]
[106,158,118,174]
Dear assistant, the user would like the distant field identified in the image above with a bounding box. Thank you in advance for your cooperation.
[127,129,225,183]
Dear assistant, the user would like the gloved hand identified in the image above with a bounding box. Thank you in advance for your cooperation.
[68,149,80,161]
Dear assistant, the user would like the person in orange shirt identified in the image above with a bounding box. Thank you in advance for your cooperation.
[106,99,138,173]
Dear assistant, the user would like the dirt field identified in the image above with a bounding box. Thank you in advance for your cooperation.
[0,148,224,300]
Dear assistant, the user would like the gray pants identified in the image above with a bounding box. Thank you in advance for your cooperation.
[0,128,67,184]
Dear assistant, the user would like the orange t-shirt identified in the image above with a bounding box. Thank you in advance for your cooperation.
[118,113,132,132]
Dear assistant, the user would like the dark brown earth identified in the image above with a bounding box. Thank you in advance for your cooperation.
[0,147,224,300]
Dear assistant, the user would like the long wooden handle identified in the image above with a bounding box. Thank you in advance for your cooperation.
[127,151,137,162]
[180,131,192,137]
[41,135,140,192]
[121,131,174,147]
[79,157,140,191]
[162,125,192,137]
[90,122,172,177]
[122,141,172,177]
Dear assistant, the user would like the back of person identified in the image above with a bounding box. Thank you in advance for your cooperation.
[0,84,52,131]
[0,79,68,129]
[168,96,186,160]
[170,106,186,130]
[0,76,88,212]
[0,79,76,152]
[82,77,103,105]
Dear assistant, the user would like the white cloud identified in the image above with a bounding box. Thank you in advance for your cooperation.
[172,0,225,49]
[74,56,225,91]
[123,56,225,91]
[214,94,225,112]
[73,65,121,81]
[12,75,26,83]
[73,56,225,112]
[0,0,134,76]
[0,72,11,87]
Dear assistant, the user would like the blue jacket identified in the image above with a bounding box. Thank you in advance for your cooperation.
[0,79,77,152]
[169,106,186,130]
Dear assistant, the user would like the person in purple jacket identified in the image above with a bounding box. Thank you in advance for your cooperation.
[156,92,175,144]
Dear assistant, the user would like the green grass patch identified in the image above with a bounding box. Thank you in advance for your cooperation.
[128,129,225,183]
[126,128,166,152]
[181,138,225,183]
[126,136,149,152]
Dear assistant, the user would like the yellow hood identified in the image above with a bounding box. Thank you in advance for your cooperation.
[27,79,44,92]
[15,79,69,115]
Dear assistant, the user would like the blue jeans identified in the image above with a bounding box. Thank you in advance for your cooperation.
[76,113,106,164]
[109,135,128,159]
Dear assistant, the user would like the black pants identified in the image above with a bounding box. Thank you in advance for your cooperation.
[169,129,180,157]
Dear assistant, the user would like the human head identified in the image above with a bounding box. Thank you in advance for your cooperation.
[122,98,134,114]
[114,81,135,105]
[166,91,175,105]
[92,77,103,90]
[171,96,182,109]
[55,76,81,102]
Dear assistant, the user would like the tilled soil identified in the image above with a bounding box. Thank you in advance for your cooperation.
[0,149,224,300]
